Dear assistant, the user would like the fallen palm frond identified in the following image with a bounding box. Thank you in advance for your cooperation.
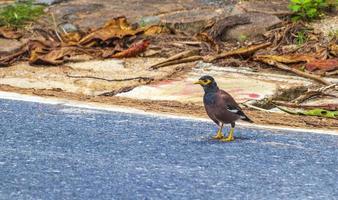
[292,84,337,104]
[274,105,337,119]
[149,49,201,70]
[273,101,338,111]
[204,42,271,62]
[150,56,202,70]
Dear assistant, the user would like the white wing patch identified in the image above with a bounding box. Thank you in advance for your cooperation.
[225,105,240,114]
[225,105,246,118]
[228,108,239,113]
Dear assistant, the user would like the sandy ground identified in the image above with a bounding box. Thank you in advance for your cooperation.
[0,84,337,132]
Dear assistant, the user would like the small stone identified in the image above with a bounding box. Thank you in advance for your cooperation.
[234,0,292,16]
[59,23,79,33]
[138,16,161,27]
[160,8,230,33]
[223,13,282,41]
[34,0,64,5]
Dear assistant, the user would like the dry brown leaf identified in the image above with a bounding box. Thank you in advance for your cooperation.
[0,47,27,66]
[112,40,150,58]
[144,25,170,35]
[61,32,82,46]
[195,32,217,48]
[305,59,338,72]
[0,27,22,39]
[0,40,49,66]
[29,47,80,65]
[329,43,338,56]
[1,17,168,67]
[79,16,144,46]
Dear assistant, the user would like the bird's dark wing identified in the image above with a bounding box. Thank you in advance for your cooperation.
[218,90,253,123]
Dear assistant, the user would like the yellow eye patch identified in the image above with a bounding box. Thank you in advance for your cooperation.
[194,79,212,86]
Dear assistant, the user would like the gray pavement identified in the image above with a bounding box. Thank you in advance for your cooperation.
[0,99,338,200]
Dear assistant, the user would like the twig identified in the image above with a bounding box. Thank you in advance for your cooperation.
[326,70,338,76]
[180,41,202,46]
[318,83,337,92]
[293,83,337,103]
[150,56,203,70]
[241,102,274,112]
[66,74,153,82]
[258,59,331,85]
[51,13,63,43]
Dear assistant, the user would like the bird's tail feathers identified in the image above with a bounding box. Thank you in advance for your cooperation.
[240,114,254,123]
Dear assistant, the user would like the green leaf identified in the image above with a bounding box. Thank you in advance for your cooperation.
[291,15,301,22]
[289,4,302,11]
[291,0,302,3]
[306,8,318,17]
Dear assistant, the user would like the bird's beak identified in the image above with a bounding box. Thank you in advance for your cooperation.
[194,80,203,85]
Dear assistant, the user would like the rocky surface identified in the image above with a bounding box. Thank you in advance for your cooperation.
[48,0,235,30]
[47,0,286,36]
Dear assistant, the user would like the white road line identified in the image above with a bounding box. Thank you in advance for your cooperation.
[0,91,337,135]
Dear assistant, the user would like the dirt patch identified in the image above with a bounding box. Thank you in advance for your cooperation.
[0,84,337,131]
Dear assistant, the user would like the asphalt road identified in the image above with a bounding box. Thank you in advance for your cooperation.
[0,99,338,200]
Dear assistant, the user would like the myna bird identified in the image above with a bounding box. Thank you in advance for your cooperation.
[194,75,253,142]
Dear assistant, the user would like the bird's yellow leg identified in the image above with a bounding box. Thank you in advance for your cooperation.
[212,124,224,139]
[220,128,235,142]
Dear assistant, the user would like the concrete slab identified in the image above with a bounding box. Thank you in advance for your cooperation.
[0,58,179,96]
[118,62,312,104]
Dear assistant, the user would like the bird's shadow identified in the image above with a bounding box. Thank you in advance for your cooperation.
[194,135,253,144]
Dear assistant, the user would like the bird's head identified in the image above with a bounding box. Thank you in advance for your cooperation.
[194,75,218,92]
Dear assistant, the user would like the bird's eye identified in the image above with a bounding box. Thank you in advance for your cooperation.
[204,79,211,84]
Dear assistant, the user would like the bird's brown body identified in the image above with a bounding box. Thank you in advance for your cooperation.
[195,75,253,141]
[204,90,241,125]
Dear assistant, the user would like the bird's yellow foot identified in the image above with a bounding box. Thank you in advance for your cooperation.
[220,136,234,142]
[220,128,235,142]
[212,130,224,139]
